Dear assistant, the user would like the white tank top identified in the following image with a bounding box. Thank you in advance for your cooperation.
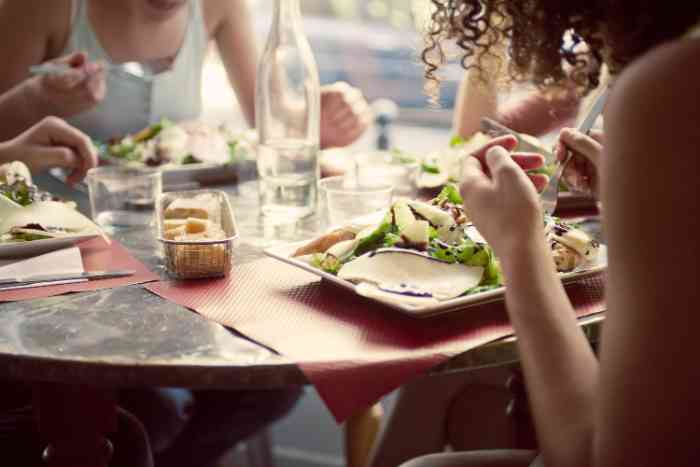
[62,0,208,141]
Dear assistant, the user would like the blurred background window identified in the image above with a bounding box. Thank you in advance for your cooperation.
[202,0,460,130]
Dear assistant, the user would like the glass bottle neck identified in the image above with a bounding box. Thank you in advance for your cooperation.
[272,0,302,33]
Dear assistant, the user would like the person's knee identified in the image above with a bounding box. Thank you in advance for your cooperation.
[256,386,303,423]
[119,388,194,453]
[401,453,450,467]
[217,386,303,425]
[400,451,538,467]
[114,408,154,467]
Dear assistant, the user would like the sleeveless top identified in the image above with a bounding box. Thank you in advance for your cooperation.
[62,0,209,141]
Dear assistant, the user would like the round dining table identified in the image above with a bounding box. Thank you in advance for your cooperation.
[0,163,605,467]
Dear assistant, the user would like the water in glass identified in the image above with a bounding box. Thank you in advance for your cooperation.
[257,139,318,219]
[256,0,320,220]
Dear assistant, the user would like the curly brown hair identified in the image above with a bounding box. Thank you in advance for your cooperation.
[422,1,700,100]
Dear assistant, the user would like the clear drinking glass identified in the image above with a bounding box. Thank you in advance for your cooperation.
[86,167,162,228]
[256,0,321,221]
[319,176,394,227]
[354,151,419,197]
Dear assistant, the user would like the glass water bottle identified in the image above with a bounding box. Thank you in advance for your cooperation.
[256,0,321,220]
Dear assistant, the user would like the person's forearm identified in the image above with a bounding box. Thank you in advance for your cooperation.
[453,71,499,138]
[215,0,258,128]
[0,78,51,140]
[499,88,580,136]
[500,240,598,467]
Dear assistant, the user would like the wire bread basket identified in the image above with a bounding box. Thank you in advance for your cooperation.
[157,190,238,279]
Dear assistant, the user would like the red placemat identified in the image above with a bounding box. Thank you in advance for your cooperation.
[146,259,604,421]
[0,238,159,302]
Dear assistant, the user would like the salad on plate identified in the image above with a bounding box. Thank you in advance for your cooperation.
[0,161,100,245]
[290,184,600,307]
[102,120,256,168]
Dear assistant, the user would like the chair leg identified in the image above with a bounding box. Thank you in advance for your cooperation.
[246,429,275,467]
[33,383,117,467]
[345,403,384,467]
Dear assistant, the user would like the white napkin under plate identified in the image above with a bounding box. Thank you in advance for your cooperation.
[0,246,85,290]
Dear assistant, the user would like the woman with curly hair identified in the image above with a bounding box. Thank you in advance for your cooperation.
[398,1,700,467]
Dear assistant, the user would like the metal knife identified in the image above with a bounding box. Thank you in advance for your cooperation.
[0,270,136,288]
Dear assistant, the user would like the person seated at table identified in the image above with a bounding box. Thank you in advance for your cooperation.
[452,62,581,141]
[0,119,152,466]
[0,1,323,465]
[0,0,371,148]
[397,1,700,466]
[451,22,612,143]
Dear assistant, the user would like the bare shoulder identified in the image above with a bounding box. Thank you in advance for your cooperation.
[606,38,700,178]
[595,39,700,466]
[201,0,249,37]
[609,38,700,134]
[0,0,71,54]
[0,0,70,31]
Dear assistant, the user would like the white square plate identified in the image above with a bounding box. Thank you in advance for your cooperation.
[265,241,607,318]
[0,233,101,259]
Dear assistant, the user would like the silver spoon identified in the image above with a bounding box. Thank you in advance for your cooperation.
[30,61,158,82]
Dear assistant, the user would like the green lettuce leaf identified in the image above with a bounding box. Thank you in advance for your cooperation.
[434,183,463,205]
[311,253,342,275]
[389,148,418,165]
[450,135,466,148]
[354,214,394,256]
[420,162,440,174]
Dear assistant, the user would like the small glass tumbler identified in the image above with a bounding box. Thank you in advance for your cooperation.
[354,150,418,197]
[86,167,162,228]
[319,175,394,227]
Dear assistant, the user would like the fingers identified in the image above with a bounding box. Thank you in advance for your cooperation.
[39,146,77,170]
[555,141,568,162]
[485,146,521,179]
[559,128,603,166]
[510,152,545,171]
[485,146,540,191]
[468,135,519,165]
[323,83,371,122]
[84,64,107,102]
[320,82,372,147]
[43,52,89,89]
[59,51,88,67]
[44,67,86,90]
[528,173,549,192]
[460,156,491,201]
[589,129,603,143]
[43,53,105,103]
[40,117,97,183]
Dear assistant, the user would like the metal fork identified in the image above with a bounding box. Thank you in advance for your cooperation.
[30,61,158,82]
[541,86,610,216]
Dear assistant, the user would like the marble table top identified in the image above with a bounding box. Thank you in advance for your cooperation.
[0,164,604,389]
